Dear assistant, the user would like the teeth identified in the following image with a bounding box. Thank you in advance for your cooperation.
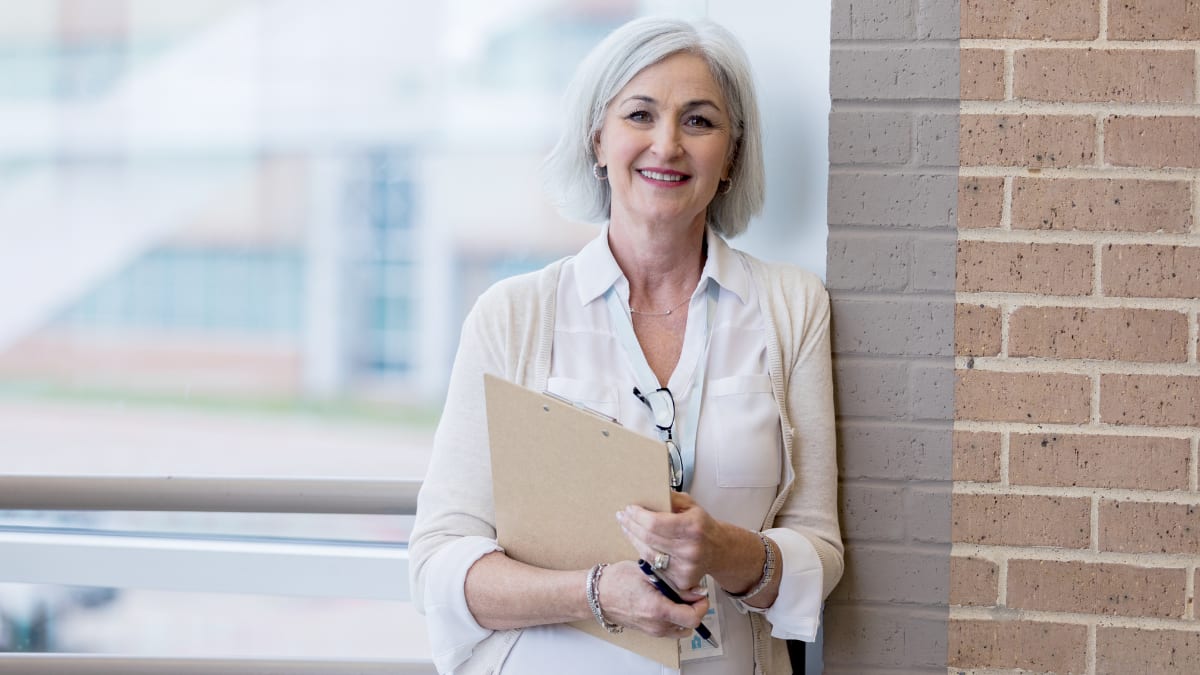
[640,170,685,182]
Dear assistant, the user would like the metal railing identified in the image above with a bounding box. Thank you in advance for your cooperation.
[0,475,434,674]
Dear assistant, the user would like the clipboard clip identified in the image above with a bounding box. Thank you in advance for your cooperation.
[541,390,622,426]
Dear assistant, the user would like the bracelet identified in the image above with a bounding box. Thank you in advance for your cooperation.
[586,563,623,634]
[727,533,775,602]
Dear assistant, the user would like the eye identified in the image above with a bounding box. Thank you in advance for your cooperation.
[685,114,714,128]
[626,110,651,123]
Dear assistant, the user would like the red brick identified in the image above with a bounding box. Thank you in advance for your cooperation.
[950,556,998,606]
[962,114,1096,168]
[1008,559,1187,618]
[1012,177,1192,233]
[1109,0,1200,40]
[1101,374,1200,427]
[1008,306,1189,362]
[958,241,1093,295]
[953,493,1090,547]
[958,176,1004,229]
[1100,501,1200,554]
[949,619,1087,673]
[1011,433,1191,490]
[1015,49,1195,103]
[1106,116,1200,168]
[953,430,1001,482]
[961,0,1100,39]
[957,370,1092,424]
[956,303,1002,357]
[962,49,1005,101]
[1102,244,1200,299]
[1098,627,1200,674]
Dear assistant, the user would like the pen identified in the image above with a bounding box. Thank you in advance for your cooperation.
[636,559,719,649]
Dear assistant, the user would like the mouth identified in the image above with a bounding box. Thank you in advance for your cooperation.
[637,168,690,184]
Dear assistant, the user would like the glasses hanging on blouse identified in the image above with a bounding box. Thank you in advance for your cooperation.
[633,386,683,491]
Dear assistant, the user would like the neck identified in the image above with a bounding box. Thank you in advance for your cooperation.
[608,217,707,312]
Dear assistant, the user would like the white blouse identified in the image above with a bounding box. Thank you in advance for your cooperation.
[421,228,824,674]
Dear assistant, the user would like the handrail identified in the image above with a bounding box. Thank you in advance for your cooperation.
[0,655,436,674]
[0,475,422,514]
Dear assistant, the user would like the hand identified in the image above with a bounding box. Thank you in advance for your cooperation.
[616,491,724,593]
[595,560,709,639]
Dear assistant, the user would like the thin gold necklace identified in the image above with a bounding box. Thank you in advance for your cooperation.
[630,295,690,316]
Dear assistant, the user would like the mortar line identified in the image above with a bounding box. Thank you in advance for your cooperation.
[955,356,1200,376]
[961,39,1200,50]
[1195,49,1199,106]
[1191,436,1199,492]
[1000,429,1011,487]
[1094,242,1105,297]
[959,165,1200,180]
[1096,113,1107,169]
[955,292,1200,311]
[1088,622,1098,675]
[957,229,1200,246]
[997,550,1009,607]
[1187,564,1196,620]
[1000,302,1012,358]
[955,420,1197,440]
[951,604,1200,629]
[1098,0,1108,42]
[954,483,1200,504]
[1090,494,1101,552]
[1091,366,1103,426]
[950,543,1200,567]
[1194,175,1199,234]
[961,100,1200,115]
[1190,310,1198,365]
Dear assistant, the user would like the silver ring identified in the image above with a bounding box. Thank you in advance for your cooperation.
[653,552,670,571]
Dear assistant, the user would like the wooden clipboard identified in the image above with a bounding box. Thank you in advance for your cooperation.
[484,374,677,668]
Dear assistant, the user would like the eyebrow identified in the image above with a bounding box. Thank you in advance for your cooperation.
[620,95,723,112]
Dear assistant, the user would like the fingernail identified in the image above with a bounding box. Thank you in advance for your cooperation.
[615,510,624,523]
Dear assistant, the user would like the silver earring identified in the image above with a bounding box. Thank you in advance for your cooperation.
[592,163,608,181]
[718,178,733,195]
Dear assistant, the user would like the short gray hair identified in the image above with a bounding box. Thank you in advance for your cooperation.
[543,17,765,238]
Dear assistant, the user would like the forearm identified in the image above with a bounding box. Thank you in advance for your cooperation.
[464,551,593,630]
[711,521,780,609]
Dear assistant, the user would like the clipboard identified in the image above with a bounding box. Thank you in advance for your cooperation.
[484,374,678,668]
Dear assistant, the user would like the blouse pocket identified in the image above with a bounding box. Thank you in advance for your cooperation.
[545,377,619,420]
[707,374,782,488]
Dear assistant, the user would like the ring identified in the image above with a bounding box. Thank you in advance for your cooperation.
[653,552,671,571]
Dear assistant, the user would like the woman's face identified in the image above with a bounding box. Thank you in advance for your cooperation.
[593,52,733,232]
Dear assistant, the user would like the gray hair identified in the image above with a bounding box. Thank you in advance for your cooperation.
[543,17,765,238]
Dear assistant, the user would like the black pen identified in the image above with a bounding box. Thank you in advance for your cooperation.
[636,559,719,649]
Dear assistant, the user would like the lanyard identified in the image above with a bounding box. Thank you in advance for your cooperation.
[604,280,718,493]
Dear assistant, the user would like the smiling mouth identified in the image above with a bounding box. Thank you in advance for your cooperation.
[638,169,689,182]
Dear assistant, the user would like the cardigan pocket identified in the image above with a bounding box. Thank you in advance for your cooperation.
[708,374,783,488]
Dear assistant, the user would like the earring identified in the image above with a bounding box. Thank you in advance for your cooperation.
[718,178,733,195]
[592,163,608,181]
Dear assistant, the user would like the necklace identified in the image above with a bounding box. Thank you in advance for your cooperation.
[629,295,690,316]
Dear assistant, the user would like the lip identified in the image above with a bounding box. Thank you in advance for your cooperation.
[636,167,691,188]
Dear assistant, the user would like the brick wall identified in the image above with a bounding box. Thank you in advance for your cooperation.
[823,0,959,671]
[952,1,1200,674]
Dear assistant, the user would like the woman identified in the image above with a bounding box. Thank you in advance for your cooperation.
[410,17,842,675]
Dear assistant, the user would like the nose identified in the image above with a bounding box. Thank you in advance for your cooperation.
[651,119,683,158]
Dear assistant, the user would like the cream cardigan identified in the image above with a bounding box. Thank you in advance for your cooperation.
[409,249,843,675]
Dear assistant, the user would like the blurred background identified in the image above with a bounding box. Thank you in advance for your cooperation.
[0,0,828,662]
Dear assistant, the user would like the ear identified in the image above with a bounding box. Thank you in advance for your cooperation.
[723,138,742,181]
[592,130,605,167]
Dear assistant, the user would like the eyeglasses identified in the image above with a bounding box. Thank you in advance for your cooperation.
[633,386,683,491]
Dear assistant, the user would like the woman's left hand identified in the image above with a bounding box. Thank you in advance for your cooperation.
[617,491,727,593]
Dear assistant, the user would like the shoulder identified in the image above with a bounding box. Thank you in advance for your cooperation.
[735,250,829,316]
[469,258,566,325]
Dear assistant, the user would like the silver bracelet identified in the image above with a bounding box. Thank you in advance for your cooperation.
[727,533,775,602]
[586,563,622,634]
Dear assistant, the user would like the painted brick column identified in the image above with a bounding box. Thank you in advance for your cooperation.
[823,1,960,671]
[952,1,1200,674]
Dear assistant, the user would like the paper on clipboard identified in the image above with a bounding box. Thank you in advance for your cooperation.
[484,373,678,669]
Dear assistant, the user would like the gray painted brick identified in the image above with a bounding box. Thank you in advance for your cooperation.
[917,0,961,39]
[827,232,911,292]
[913,233,957,291]
[830,111,912,165]
[915,113,960,167]
[831,47,959,100]
[840,482,906,542]
[829,173,957,228]
[833,359,910,419]
[831,545,950,604]
[831,2,853,39]
[837,422,953,481]
[908,485,953,544]
[910,358,955,420]
[839,0,917,40]
[824,605,950,668]
[831,297,954,356]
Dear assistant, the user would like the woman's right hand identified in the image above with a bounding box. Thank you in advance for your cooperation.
[595,560,709,638]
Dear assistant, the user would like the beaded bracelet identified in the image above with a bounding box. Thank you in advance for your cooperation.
[727,533,775,602]
[586,563,623,634]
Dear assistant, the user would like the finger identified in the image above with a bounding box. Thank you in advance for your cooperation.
[669,491,696,513]
[620,506,683,550]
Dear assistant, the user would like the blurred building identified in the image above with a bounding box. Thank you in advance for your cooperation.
[0,0,633,404]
